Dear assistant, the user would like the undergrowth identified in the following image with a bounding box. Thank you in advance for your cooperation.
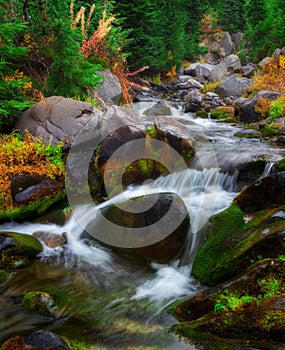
[0,131,64,209]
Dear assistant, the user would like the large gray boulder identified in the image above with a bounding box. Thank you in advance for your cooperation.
[209,54,242,82]
[184,63,215,83]
[16,96,101,150]
[95,69,122,106]
[215,74,251,97]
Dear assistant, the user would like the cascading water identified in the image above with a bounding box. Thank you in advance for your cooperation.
[1,99,285,349]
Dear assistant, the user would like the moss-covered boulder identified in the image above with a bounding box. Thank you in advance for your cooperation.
[192,203,285,286]
[0,232,43,268]
[171,258,285,349]
[22,291,57,317]
[234,171,285,212]
[90,193,190,263]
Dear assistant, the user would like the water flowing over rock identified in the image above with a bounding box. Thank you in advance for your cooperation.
[16,96,101,150]
[94,193,190,263]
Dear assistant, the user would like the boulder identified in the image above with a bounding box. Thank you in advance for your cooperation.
[239,90,283,123]
[215,74,251,97]
[143,102,172,116]
[33,231,67,248]
[172,258,285,350]
[1,331,71,350]
[209,54,242,82]
[231,32,244,51]
[16,96,101,150]
[93,193,190,263]
[0,232,42,268]
[98,105,146,162]
[235,171,285,212]
[183,90,205,112]
[177,78,204,90]
[184,63,215,83]
[10,174,63,205]
[241,63,257,77]
[201,31,235,59]
[95,69,122,106]
[192,202,285,286]
[154,115,195,166]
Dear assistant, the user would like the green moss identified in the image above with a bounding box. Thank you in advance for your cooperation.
[22,291,56,316]
[274,158,285,173]
[260,123,281,136]
[192,204,284,285]
[0,191,66,222]
[196,110,209,118]
[0,232,43,268]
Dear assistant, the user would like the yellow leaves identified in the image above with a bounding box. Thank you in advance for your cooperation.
[0,132,64,208]
[3,70,32,91]
[166,65,177,78]
[250,56,285,94]
[279,55,285,70]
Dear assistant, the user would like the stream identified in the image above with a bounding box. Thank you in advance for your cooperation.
[1,100,285,349]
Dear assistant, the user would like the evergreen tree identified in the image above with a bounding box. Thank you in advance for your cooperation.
[217,0,245,32]
[0,2,31,130]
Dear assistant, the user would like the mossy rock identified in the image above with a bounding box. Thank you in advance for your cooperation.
[0,232,43,268]
[22,291,56,316]
[0,191,66,223]
[172,258,285,349]
[196,110,208,119]
[192,204,285,286]
[234,171,285,212]
[274,158,285,173]
[88,192,190,263]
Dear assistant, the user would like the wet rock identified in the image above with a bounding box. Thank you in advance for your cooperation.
[22,291,57,317]
[16,96,101,149]
[143,102,172,116]
[192,203,285,285]
[0,236,15,252]
[95,69,122,106]
[277,135,285,145]
[0,232,42,268]
[183,90,205,112]
[92,193,190,263]
[234,129,262,138]
[11,174,63,205]
[154,115,195,166]
[97,105,146,166]
[172,259,285,349]
[33,231,67,248]
[235,171,285,212]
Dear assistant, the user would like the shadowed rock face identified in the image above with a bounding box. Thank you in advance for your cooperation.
[90,192,190,263]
